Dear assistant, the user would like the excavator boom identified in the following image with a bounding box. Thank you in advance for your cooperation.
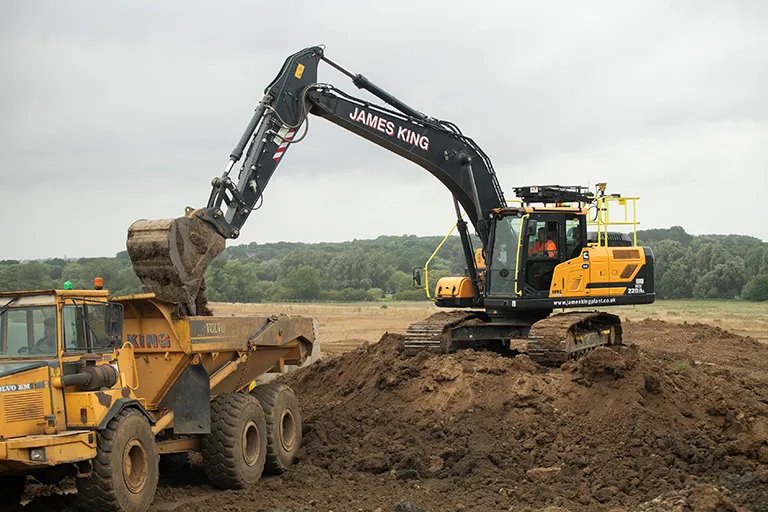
[127,45,505,315]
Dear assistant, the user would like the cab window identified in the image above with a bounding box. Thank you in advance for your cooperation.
[526,220,560,258]
[523,218,562,293]
[565,217,583,260]
[63,302,111,353]
[0,306,57,358]
[488,216,521,295]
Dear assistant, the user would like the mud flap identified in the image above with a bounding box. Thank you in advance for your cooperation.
[158,363,211,435]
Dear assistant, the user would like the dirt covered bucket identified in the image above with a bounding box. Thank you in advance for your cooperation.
[126,208,225,316]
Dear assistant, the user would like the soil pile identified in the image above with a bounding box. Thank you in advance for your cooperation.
[19,319,768,511]
[272,321,767,511]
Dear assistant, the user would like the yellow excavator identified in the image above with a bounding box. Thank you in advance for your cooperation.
[127,45,655,366]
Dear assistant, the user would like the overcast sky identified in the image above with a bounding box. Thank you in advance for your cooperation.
[1,1,766,260]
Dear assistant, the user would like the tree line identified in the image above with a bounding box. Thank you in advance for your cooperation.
[1,227,766,302]
[640,226,768,301]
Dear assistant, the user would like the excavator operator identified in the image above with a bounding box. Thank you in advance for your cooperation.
[529,227,557,257]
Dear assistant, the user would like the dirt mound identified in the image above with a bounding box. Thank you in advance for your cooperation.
[568,345,639,383]
[19,320,768,512]
[635,483,744,511]
[272,325,767,511]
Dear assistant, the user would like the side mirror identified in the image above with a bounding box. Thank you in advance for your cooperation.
[412,268,422,287]
[526,221,537,236]
[104,303,124,344]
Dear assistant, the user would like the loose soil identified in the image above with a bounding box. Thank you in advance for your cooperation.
[126,215,225,315]
[19,317,768,512]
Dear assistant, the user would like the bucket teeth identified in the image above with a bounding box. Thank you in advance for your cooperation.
[126,212,225,316]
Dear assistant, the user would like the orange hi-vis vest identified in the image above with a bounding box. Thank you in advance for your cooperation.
[530,239,556,257]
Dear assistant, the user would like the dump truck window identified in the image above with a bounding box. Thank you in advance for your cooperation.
[63,303,111,352]
[4,310,28,355]
[0,306,57,358]
[63,305,87,352]
[85,304,109,348]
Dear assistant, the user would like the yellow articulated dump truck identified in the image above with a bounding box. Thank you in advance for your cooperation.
[0,285,315,512]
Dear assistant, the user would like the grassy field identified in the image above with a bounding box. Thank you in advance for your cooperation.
[612,299,768,342]
[210,299,768,354]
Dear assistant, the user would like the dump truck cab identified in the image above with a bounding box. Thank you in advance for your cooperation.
[0,289,130,480]
[0,286,316,512]
[0,287,135,508]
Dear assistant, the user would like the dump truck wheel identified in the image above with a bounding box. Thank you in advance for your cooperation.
[76,408,159,512]
[250,383,302,474]
[0,475,26,508]
[201,392,267,489]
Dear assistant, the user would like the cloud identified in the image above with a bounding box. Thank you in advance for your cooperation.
[1,0,766,259]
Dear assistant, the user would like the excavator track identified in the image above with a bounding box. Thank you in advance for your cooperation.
[403,311,485,356]
[526,311,622,366]
[404,310,622,366]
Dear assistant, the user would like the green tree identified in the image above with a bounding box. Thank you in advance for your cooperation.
[693,259,748,299]
[648,239,686,280]
[286,265,321,300]
[744,246,768,276]
[366,288,384,301]
[742,274,768,302]
[657,260,694,299]
[388,270,415,294]
[280,249,330,277]
[637,225,694,245]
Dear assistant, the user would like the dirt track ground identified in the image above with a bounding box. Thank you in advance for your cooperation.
[19,300,768,512]
[211,300,768,352]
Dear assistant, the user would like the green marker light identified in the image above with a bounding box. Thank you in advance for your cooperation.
[63,281,73,290]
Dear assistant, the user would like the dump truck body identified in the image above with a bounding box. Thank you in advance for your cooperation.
[0,289,315,511]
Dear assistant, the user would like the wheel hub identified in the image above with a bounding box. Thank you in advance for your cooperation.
[280,409,296,452]
[243,420,261,466]
[123,438,149,494]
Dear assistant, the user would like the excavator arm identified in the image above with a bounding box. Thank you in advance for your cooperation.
[127,45,505,315]
[203,46,504,243]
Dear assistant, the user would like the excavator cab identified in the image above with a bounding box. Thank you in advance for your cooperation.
[517,213,586,296]
[432,184,655,311]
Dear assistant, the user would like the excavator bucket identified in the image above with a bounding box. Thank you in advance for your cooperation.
[126,209,226,316]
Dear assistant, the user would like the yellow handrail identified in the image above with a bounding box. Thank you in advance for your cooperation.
[513,214,528,296]
[587,195,640,247]
[422,198,519,299]
[121,341,140,391]
[423,219,463,300]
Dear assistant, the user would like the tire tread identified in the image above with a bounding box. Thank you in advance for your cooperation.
[75,408,157,512]
[250,383,301,474]
[200,392,266,489]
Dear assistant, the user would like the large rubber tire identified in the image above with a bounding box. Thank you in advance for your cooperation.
[76,409,159,512]
[0,475,26,508]
[201,392,267,489]
[250,383,302,474]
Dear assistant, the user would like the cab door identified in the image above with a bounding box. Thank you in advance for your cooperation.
[519,214,565,298]
[552,215,589,298]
